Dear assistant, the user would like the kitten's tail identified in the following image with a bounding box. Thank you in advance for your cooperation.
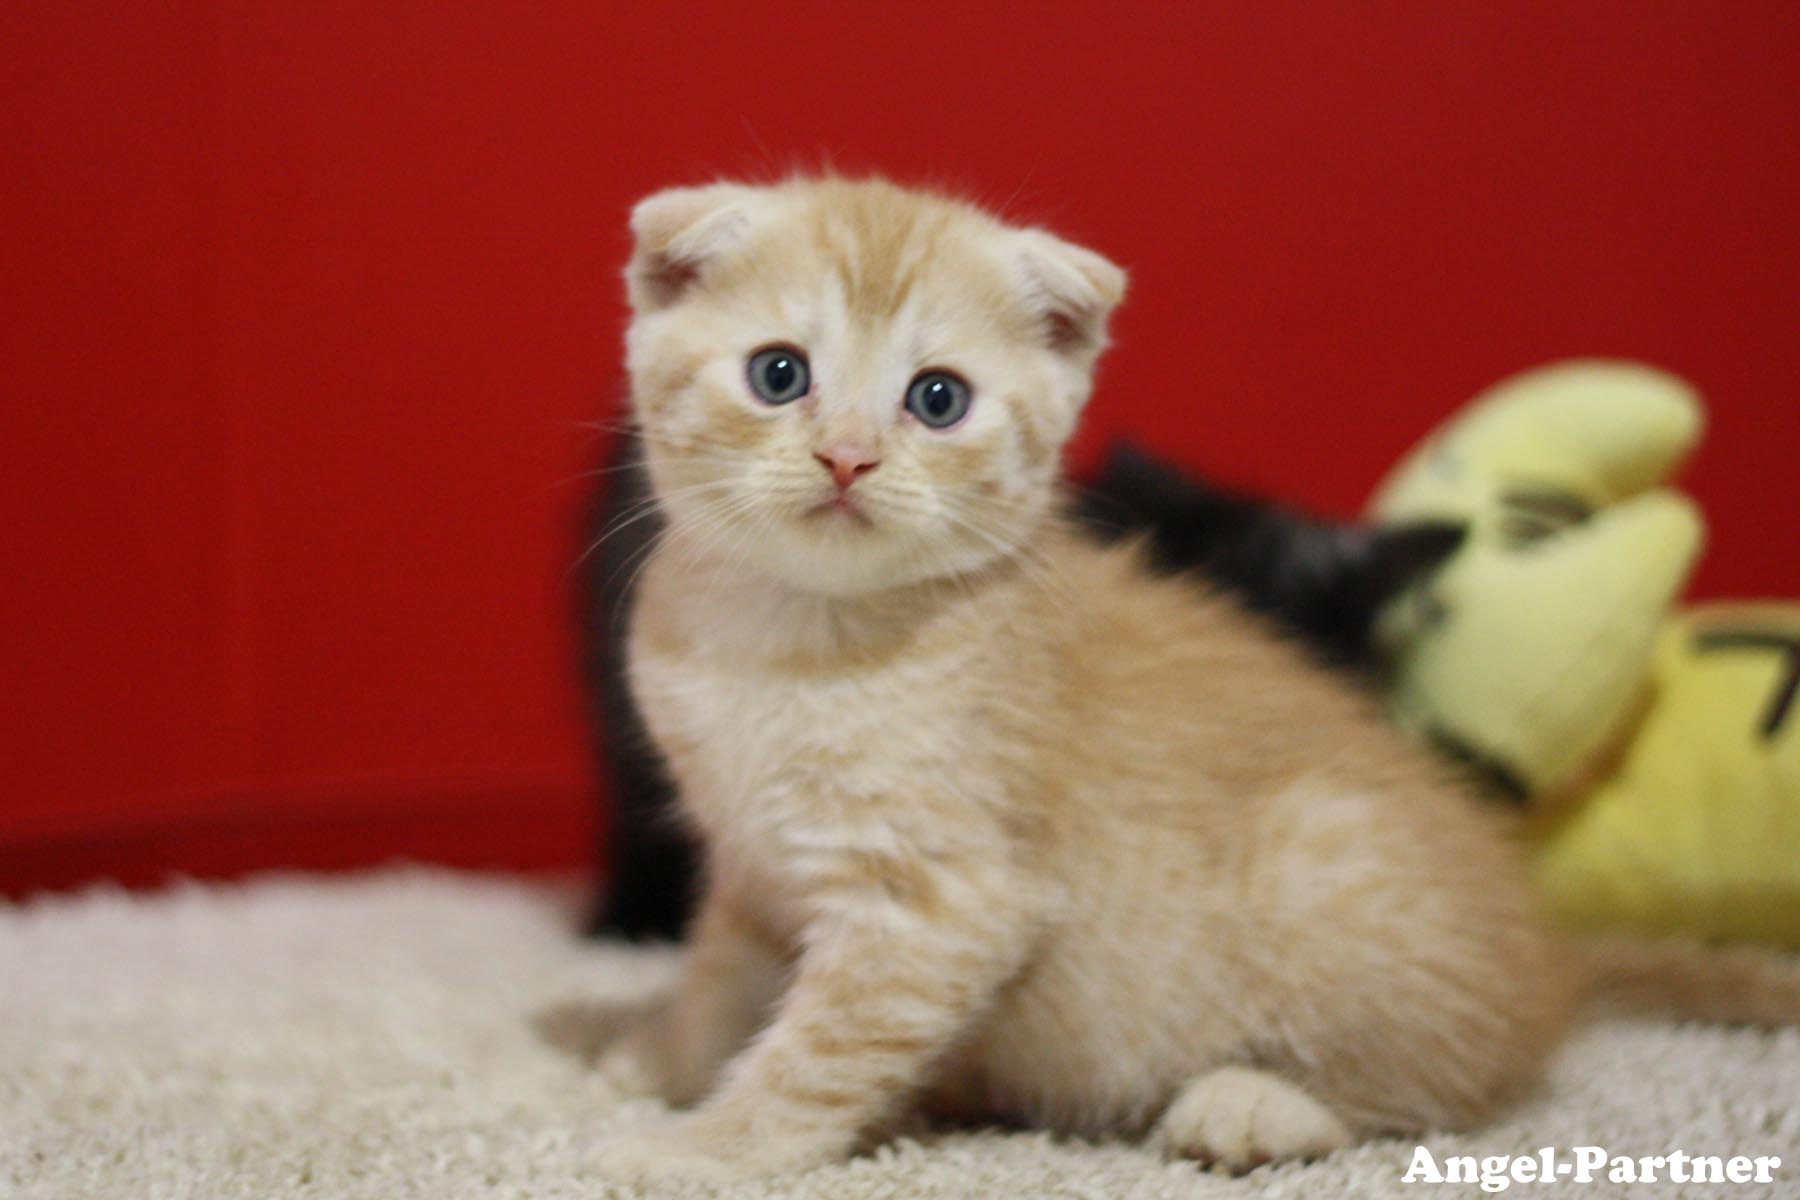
[1574,935,1800,1027]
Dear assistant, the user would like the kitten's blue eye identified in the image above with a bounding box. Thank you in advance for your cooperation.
[746,347,810,405]
[904,370,972,429]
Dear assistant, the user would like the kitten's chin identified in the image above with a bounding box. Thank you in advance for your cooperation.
[684,512,1004,598]
[801,497,876,528]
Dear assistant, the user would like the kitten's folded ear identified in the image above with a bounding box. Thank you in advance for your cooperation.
[627,183,762,311]
[1014,229,1128,354]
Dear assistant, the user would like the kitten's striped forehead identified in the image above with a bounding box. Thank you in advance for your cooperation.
[801,183,961,323]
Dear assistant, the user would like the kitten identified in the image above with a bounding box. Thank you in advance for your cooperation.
[580,434,1462,941]
[588,177,1798,1184]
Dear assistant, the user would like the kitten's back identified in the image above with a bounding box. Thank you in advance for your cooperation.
[925,531,1575,1133]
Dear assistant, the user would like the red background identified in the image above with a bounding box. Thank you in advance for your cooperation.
[4,3,1797,896]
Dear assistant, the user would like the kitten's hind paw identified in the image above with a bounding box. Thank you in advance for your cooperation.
[1152,1066,1352,1172]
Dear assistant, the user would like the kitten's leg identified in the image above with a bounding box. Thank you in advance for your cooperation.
[592,864,1030,1184]
[598,889,786,1106]
[1152,1066,1353,1172]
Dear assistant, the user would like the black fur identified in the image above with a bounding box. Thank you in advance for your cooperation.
[576,433,1463,940]
[574,430,695,940]
[1076,444,1465,668]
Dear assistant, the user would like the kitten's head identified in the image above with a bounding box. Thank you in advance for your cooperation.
[623,177,1124,595]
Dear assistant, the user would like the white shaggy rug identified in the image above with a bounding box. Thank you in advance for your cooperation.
[4,869,1796,1199]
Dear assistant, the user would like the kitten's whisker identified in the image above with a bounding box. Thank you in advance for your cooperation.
[679,493,776,613]
[553,450,747,495]
[573,418,773,464]
[612,490,755,616]
[568,479,739,581]
[545,461,665,492]
[608,528,669,624]
[904,528,981,610]
[712,502,784,616]
[941,507,1078,615]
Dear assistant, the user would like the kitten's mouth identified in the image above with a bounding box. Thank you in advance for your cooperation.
[804,495,875,527]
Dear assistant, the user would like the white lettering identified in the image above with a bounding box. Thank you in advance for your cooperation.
[1480,1154,1511,1193]
[1403,1146,1444,1184]
[1402,1145,1780,1187]
[1569,1151,1612,1180]
[1572,1146,1606,1180]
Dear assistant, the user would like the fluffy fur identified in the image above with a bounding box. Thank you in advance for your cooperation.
[589,177,1799,1185]
[579,433,1464,942]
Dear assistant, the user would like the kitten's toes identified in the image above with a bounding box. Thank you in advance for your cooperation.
[1153,1066,1352,1172]
[589,1113,849,1185]
[589,1120,739,1186]
[594,1028,673,1103]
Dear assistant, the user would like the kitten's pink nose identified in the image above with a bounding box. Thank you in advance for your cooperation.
[814,444,881,490]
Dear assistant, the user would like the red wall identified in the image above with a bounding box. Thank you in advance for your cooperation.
[4,3,1797,895]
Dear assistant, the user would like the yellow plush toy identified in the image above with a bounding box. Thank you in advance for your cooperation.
[1368,361,1800,948]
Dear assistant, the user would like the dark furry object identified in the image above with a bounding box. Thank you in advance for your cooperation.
[576,434,1463,941]
[1075,444,1466,667]
[573,429,695,940]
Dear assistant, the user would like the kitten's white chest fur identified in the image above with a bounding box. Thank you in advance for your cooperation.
[630,549,989,926]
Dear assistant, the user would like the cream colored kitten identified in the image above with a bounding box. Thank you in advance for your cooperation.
[589,177,1796,1186]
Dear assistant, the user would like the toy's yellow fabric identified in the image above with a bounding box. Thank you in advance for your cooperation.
[1531,606,1800,948]
[1368,361,1705,795]
[1366,360,1800,946]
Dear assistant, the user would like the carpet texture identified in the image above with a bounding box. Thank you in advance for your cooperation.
[4,869,1796,1199]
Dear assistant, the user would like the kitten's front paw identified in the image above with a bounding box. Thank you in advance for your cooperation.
[595,1024,680,1104]
[596,1049,661,1103]
[1153,1066,1352,1172]
[590,1114,849,1186]
[589,1123,739,1188]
